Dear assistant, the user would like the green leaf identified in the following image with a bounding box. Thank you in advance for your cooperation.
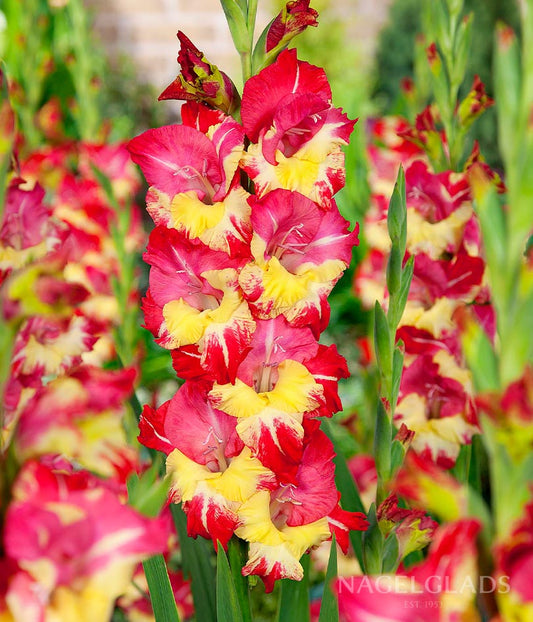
[390,439,407,476]
[218,0,249,52]
[446,0,464,20]
[386,245,402,300]
[391,344,404,413]
[381,533,400,573]
[362,505,383,575]
[318,535,339,622]
[227,539,252,622]
[388,255,413,331]
[472,187,507,307]
[127,459,169,517]
[450,13,472,94]
[170,504,216,622]
[143,555,180,622]
[277,554,310,622]
[451,443,471,484]
[466,484,494,551]
[494,22,521,168]
[460,314,499,392]
[217,545,244,622]
[251,18,275,71]
[500,289,533,386]
[398,256,414,314]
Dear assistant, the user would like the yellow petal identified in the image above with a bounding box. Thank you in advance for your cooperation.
[235,490,284,546]
[210,379,268,418]
[400,298,458,337]
[170,191,225,238]
[210,448,275,503]
[162,299,210,346]
[210,359,322,418]
[166,449,221,501]
[406,204,473,259]
[261,257,315,308]
[268,360,323,413]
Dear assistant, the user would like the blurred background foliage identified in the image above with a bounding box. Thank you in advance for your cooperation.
[0,0,176,392]
[373,0,521,168]
[0,0,164,149]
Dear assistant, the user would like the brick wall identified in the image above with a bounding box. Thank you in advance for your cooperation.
[85,0,392,92]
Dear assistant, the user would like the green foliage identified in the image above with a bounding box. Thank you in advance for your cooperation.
[323,419,366,570]
[142,555,181,622]
[216,546,245,622]
[372,0,521,166]
[171,505,217,622]
[276,554,310,622]
[318,536,339,622]
[0,0,164,147]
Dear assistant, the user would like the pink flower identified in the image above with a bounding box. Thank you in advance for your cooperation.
[10,314,99,386]
[133,41,363,589]
[239,189,358,335]
[15,366,139,478]
[335,520,481,622]
[139,380,243,463]
[3,458,168,622]
[129,103,250,256]
[0,179,61,283]
[240,49,356,209]
[142,226,255,380]
[395,350,479,468]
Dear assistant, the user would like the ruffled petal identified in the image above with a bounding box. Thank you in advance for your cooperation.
[128,124,221,200]
[280,428,338,525]
[232,316,318,387]
[235,490,331,591]
[236,408,304,482]
[209,359,323,417]
[327,500,369,555]
[241,140,348,209]
[239,256,344,335]
[164,381,242,465]
[241,49,331,143]
[249,189,358,270]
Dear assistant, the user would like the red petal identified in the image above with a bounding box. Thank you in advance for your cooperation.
[128,124,221,199]
[241,49,331,142]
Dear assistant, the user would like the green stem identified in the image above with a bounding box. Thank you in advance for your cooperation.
[0,321,17,453]
[240,51,252,83]
[67,0,101,139]
[241,0,258,83]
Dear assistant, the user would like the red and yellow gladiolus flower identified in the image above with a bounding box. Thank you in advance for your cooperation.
[240,49,356,209]
[335,520,482,622]
[132,46,364,589]
[2,458,168,622]
[14,366,139,479]
[129,102,251,258]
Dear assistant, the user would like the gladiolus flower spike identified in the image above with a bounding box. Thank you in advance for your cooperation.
[129,44,367,590]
